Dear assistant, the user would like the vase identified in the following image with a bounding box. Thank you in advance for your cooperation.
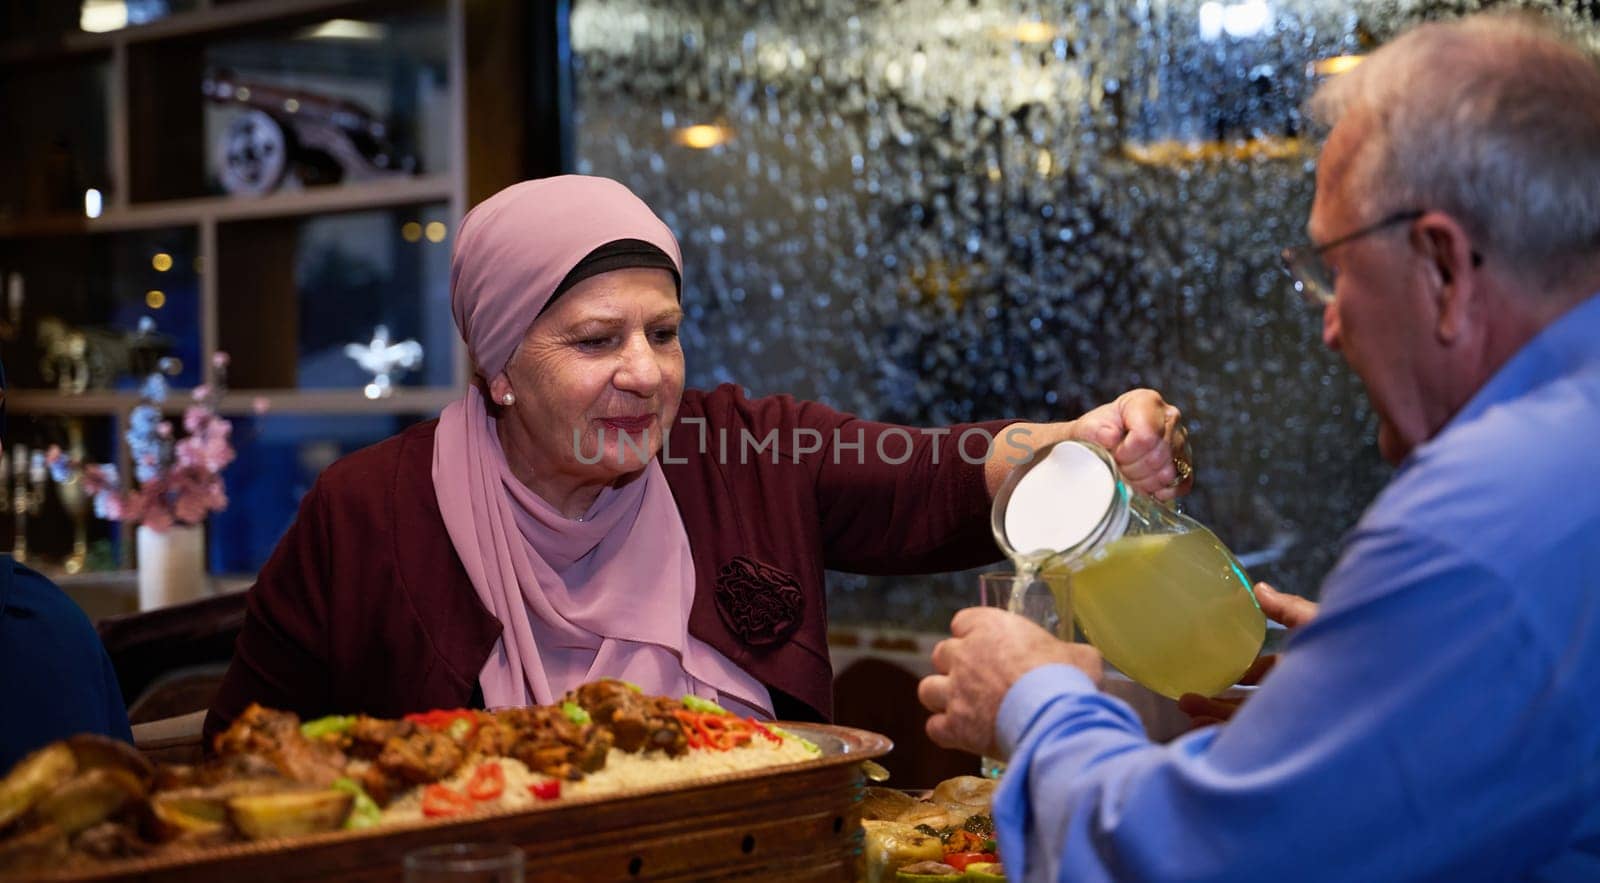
[136,523,207,611]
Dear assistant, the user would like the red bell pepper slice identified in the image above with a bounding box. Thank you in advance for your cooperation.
[527,779,561,800]
[673,709,710,749]
[421,783,475,818]
[670,709,763,751]
[403,709,480,741]
[746,718,782,743]
[466,762,505,801]
[696,711,749,750]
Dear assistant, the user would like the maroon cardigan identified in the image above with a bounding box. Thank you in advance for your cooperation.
[205,384,1006,742]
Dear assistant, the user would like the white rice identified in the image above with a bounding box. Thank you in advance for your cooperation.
[381,736,817,824]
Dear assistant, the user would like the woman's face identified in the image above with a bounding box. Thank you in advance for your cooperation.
[491,267,684,489]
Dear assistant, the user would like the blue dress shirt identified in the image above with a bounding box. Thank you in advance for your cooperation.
[0,555,134,770]
[994,292,1600,882]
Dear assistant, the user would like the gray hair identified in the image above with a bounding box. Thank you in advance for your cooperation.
[1308,12,1600,291]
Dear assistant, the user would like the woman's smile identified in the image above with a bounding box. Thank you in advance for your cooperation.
[597,414,655,435]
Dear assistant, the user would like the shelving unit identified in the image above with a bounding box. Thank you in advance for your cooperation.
[0,174,455,238]
[0,0,384,65]
[5,386,461,416]
[0,0,556,576]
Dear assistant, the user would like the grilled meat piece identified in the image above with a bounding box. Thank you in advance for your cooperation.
[571,680,639,722]
[569,680,689,756]
[355,763,404,808]
[466,719,519,758]
[489,705,615,779]
[212,705,347,786]
[345,717,415,760]
[576,728,614,772]
[606,712,650,752]
[510,743,580,781]
[647,715,689,756]
[375,728,463,785]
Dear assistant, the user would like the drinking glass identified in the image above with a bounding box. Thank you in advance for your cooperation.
[976,569,1071,779]
[402,843,525,883]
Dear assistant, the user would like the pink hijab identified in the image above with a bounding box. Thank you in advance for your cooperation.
[432,176,771,715]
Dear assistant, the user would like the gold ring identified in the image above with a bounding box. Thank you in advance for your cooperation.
[1173,457,1193,485]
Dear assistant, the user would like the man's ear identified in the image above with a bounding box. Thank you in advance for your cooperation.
[1413,212,1479,345]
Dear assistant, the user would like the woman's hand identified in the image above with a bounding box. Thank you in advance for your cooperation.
[1177,582,1320,729]
[987,389,1193,500]
[1072,389,1193,501]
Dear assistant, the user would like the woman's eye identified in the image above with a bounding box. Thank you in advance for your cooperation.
[575,337,614,351]
[650,327,680,345]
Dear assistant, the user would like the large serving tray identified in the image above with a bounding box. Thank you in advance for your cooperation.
[13,723,892,883]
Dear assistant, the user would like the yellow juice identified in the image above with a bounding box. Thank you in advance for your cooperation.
[1057,529,1265,699]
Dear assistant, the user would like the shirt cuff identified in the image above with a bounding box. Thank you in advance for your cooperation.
[996,664,1100,757]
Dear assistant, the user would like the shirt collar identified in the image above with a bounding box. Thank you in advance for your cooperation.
[1432,290,1600,447]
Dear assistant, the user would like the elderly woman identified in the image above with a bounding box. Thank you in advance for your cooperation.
[204,176,1190,739]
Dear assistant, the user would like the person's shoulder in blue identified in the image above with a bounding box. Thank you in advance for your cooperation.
[0,552,133,770]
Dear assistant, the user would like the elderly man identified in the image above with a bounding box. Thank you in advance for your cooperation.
[919,13,1600,882]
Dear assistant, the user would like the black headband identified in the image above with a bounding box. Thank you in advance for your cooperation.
[540,239,681,318]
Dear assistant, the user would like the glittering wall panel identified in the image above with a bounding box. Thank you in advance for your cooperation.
[572,0,1597,629]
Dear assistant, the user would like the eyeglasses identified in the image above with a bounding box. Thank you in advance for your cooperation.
[1280,210,1424,307]
[1280,209,1486,307]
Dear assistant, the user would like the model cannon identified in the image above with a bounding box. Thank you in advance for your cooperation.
[202,69,418,195]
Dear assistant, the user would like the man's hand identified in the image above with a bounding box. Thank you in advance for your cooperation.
[918,607,1102,758]
[1254,582,1318,629]
[1176,582,1321,728]
[988,389,1193,501]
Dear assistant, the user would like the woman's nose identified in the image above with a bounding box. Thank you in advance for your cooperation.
[613,333,663,393]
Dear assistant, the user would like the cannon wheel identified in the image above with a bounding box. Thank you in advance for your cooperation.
[217,108,289,195]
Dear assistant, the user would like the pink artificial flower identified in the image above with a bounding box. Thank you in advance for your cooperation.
[173,487,209,524]
[174,437,205,470]
[202,434,235,471]
[184,406,209,434]
[141,504,175,533]
[165,466,193,492]
[251,397,270,415]
[120,488,150,527]
[55,358,238,529]
[200,475,227,509]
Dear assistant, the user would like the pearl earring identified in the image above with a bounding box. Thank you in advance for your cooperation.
[501,392,515,406]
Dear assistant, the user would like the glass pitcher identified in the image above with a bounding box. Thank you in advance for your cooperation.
[991,439,1265,699]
